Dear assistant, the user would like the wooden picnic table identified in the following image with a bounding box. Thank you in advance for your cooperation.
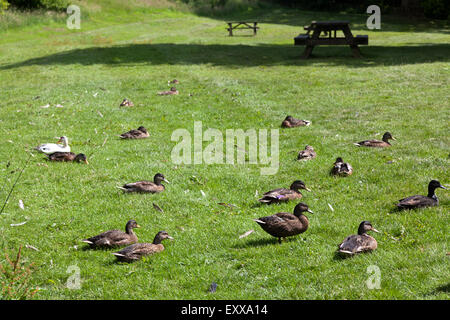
[227,21,259,36]
[294,21,368,58]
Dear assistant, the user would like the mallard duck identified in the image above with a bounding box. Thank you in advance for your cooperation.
[354,132,396,147]
[82,220,140,248]
[397,180,447,210]
[120,98,134,107]
[254,202,313,243]
[118,173,169,193]
[47,152,88,164]
[258,180,310,204]
[35,136,70,154]
[330,157,353,176]
[297,145,316,161]
[168,79,179,84]
[158,87,179,95]
[119,126,149,139]
[281,116,311,128]
[112,231,173,262]
[338,221,379,256]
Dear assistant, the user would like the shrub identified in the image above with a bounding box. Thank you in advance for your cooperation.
[0,0,9,14]
[7,0,68,11]
[421,0,449,19]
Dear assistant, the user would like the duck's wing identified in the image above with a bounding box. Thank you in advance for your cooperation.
[255,213,295,231]
[397,195,434,208]
[291,119,311,127]
[47,152,76,161]
[354,139,387,147]
[339,235,376,254]
[120,180,159,192]
[259,188,296,202]
[120,129,145,139]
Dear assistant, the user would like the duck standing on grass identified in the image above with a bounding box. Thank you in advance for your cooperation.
[397,180,447,210]
[118,173,169,193]
[112,231,173,262]
[35,136,70,154]
[82,220,140,249]
[338,221,379,256]
[254,202,313,243]
[258,180,311,204]
[354,132,396,147]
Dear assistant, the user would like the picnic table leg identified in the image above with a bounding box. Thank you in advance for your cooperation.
[342,25,361,58]
[253,22,257,36]
[228,23,233,36]
[301,45,314,59]
[350,45,361,58]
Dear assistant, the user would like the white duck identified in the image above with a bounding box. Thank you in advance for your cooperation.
[35,136,71,154]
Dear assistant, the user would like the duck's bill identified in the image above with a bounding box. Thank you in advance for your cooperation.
[440,185,447,190]
[307,209,314,214]
[371,228,380,233]
[163,179,170,184]
[84,159,89,165]
[167,236,174,240]
[304,187,311,192]
[391,137,397,141]
[136,224,141,228]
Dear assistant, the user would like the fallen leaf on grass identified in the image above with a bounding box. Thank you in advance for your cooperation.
[25,244,39,251]
[153,203,163,212]
[239,229,254,239]
[19,199,24,210]
[10,221,27,227]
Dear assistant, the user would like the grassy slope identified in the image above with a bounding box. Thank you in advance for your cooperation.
[0,1,449,299]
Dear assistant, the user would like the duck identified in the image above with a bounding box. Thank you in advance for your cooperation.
[119,126,149,139]
[297,145,316,161]
[254,202,313,243]
[258,180,310,204]
[120,98,134,107]
[338,221,379,256]
[118,173,169,193]
[281,116,311,128]
[82,220,140,249]
[47,152,88,164]
[397,180,447,210]
[112,231,173,262]
[35,136,70,154]
[354,132,396,147]
[168,79,179,84]
[158,87,179,95]
[330,157,353,176]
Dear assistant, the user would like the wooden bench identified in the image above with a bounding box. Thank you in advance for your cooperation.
[294,21,368,58]
[226,22,259,36]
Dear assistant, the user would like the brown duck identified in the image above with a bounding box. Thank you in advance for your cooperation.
[281,116,311,128]
[119,126,149,139]
[168,79,179,84]
[354,132,396,147]
[158,87,179,95]
[258,180,310,204]
[297,145,316,161]
[82,220,140,248]
[254,202,313,243]
[118,173,169,193]
[112,231,173,262]
[120,98,134,107]
[397,180,447,210]
[330,157,353,176]
[47,152,88,164]
[338,221,379,256]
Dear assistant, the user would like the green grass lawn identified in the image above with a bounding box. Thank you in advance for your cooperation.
[0,1,449,299]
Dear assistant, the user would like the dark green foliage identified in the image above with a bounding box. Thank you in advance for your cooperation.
[7,0,68,10]
[421,0,449,19]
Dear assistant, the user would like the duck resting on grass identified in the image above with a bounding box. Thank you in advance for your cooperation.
[120,99,134,107]
[158,87,179,95]
[258,180,310,204]
[118,173,169,193]
[281,116,311,128]
[112,231,173,262]
[397,180,447,210]
[82,220,140,249]
[47,152,88,164]
[297,145,317,161]
[119,126,149,139]
[254,202,313,243]
[330,157,353,176]
[35,136,70,154]
[354,132,396,147]
[338,221,379,256]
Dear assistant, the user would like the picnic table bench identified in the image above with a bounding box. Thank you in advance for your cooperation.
[226,21,259,36]
[294,21,368,58]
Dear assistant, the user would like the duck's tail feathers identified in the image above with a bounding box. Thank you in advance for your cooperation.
[338,250,354,255]
[304,120,311,126]
[353,143,361,146]
[112,253,125,257]
[253,219,266,225]
[81,240,93,244]
[258,197,272,203]
[116,186,128,191]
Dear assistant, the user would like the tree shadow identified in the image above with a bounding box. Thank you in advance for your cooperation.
[1,43,448,70]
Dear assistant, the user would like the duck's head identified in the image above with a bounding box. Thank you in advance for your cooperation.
[428,180,447,192]
[154,173,170,185]
[290,180,311,192]
[170,87,177,92]
[284,116,294,121]
[74,153,89,164]
[305,145,314,151]
[335,157,344,163]
[382,132,396,142]
[357,221,379,235]
[153,231,174,244]
[137,126,148,133]
[293,202,314,216]
[125,220,141,230]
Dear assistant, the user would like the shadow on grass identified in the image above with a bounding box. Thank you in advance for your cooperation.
[1,43,449,70]
[427,283,450,295]
[233,236,303,248]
